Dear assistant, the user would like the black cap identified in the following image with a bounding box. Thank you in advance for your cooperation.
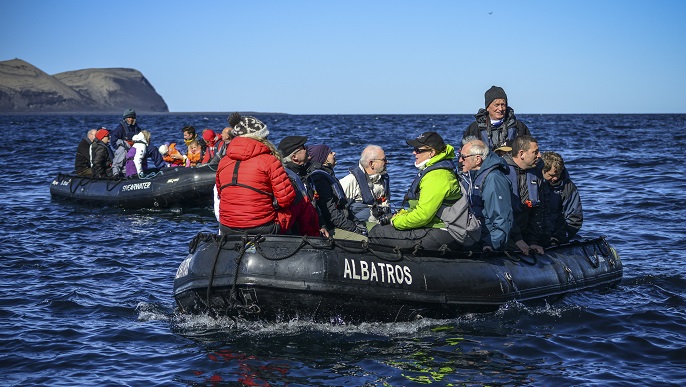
[278,136,308,157]
[484,85,507,108]
[406,131,446,151]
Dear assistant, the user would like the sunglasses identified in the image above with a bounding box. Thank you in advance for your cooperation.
[458,153,479,160]
[413,147,432,154]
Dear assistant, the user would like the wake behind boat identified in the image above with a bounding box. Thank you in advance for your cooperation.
[50,164,216,209]
[173,233,622,323]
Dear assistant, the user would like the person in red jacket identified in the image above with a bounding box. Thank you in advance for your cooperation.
[215,114,296,235]
[201,128,220,164]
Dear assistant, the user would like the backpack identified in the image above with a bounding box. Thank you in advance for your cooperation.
[435,180,482,247]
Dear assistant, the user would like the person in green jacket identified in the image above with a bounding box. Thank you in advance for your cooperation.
[368,131,462,251]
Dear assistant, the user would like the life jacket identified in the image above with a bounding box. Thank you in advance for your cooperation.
[218,160,279,209]
[474,108,520,149]
[350,167,390,205]
[163,143,185,166]
[285,167,309,203]
[307,169,349,209]
[404,159,456,203]
[505,164,541,211]
[186,149,202,167]
[202,142,218,164]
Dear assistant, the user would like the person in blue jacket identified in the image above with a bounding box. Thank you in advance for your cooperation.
[110,108,142,177]
[460,138,514,251]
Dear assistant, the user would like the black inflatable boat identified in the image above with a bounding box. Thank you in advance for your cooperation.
[173,233,623,322]
[50,164,216,209]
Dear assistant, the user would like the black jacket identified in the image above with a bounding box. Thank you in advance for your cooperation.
[463,106,530,150]
[75,137,93,175]
[91,140,114,179]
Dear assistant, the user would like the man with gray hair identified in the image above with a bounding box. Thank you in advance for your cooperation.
[75,128,99,176]
[460,138,513,251]
[339,145,391,226]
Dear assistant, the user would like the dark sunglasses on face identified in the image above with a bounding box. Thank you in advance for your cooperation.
[459,153,479,160]
[413,147,431,154]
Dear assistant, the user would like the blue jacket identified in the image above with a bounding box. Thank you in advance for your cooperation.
[110,120,141,151]
[467,152,514,250]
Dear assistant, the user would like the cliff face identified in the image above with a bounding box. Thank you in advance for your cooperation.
[0,59,168,113]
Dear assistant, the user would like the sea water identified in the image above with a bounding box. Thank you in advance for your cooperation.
[1,113,685,386]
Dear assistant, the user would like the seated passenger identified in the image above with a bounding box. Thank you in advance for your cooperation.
[75,128,98,176]
[537,151,583,245]
[308,144,367,240]
[90,129,114,179]
[460,138,513,251]
[274,136,323,237]
[185,140,202,167]
[501,135,545,255]
[159,142,186,167]
[111,109,142,177]
[125,130,165,177]
[215,115,295,235]
[201,129,220,164]
[368,132,462,251]
[339,145,391,227]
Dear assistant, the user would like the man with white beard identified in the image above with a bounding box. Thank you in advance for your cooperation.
[339,145,391,227]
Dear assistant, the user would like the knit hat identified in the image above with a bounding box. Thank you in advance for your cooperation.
[406,131,446,152]
[231,116,269,139]
[95,129,109,141]
[158,144,169,155]
[123,108,136,119]
[307,144,332,165]
[202,129,217,143]
[278,136,308,158]
[484,86,507,108]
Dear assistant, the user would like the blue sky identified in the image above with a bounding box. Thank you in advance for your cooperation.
[2,1,684,114]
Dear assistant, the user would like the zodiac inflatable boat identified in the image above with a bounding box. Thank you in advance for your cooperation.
[173,232,623,322]
[50,164,216,209]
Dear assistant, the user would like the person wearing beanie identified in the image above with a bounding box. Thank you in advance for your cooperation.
[90,128,114,179]
[300,144,367,240]
[368,131,464,251]
[307,144,335,169]
[110,108,143,177]
[215,114,296,236]
[75,128,98,177]
[462,85,531,152]
[201,129,220,164]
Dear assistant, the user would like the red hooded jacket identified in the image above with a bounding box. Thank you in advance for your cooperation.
[216,136,296,229]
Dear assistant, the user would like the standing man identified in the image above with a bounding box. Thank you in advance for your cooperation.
[75,128,98,176]
[460,138,513,251]
[110,108,141,177]
[501,135,545,255]
[463,86,530,151]
[339,145,391,226]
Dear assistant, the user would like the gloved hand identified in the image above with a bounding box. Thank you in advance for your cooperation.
[377,214,390,226]
[354,223,368,236]
[371,204,386,219]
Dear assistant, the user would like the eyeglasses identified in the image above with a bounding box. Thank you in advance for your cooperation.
[413,147,431,154]
[459,153,479,160]
[372,158,387,163]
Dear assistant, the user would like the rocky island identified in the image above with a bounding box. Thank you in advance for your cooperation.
[0,58,168,113]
